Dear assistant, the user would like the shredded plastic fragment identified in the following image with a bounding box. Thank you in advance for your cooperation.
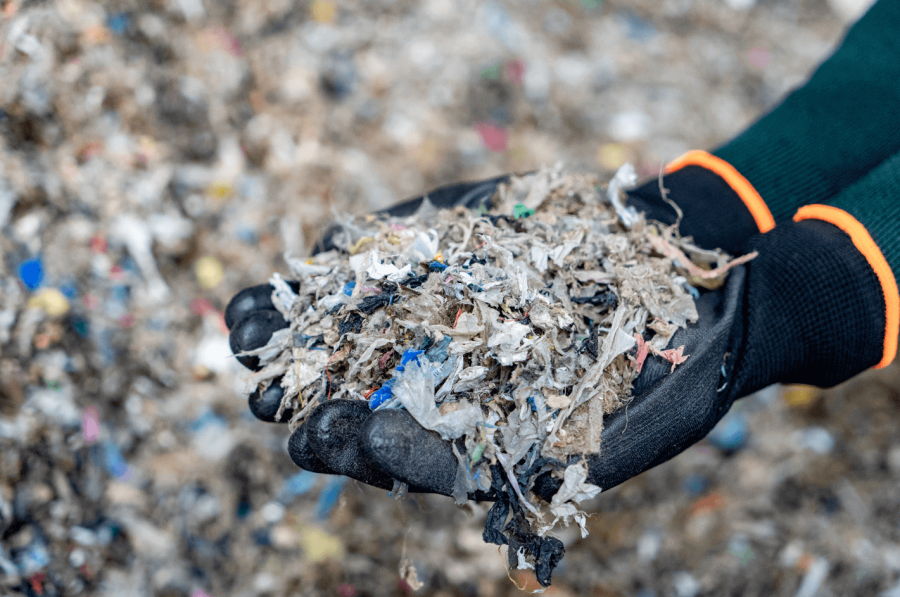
[252,164,752,586]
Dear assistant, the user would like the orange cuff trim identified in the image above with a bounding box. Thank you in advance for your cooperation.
[667,150,776,234]
[794,205,899,369]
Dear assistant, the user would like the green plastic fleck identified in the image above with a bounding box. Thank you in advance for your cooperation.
[470,442,486,465]
[513,203,535,219]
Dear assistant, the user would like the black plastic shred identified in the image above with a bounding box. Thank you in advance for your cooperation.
[481,464,566,587]
[357,294,393,314]
[337,313,363,336]
[400,273,430,288]
[578,327,599,359]
[571,291,618,308]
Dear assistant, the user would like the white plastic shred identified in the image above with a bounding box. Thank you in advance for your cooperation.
[607,163,640,228]
[363,251,413,282]
[546,463,602,538]
[392,357,483,441]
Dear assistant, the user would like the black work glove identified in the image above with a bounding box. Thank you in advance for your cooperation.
[226,171,886,503]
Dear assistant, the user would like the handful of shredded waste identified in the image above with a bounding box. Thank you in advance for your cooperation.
[242,164,754,587]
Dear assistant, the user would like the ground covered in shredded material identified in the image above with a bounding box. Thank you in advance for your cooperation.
[6,0,896,595]
[246,164,751,584]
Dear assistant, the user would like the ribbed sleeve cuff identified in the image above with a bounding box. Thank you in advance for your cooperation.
[798,150,900,368]
[794,206,897,368]
[667,150,775,233]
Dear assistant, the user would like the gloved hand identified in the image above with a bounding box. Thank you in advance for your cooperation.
[225,169,886,503]
[225,175,509,493]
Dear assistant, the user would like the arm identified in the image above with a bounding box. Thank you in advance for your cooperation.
[630,0,900,253]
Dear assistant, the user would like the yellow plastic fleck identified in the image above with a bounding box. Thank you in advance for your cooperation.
[597,143,628,170]
[782,385,818,408]
[310,0,336,23]
[298,525,343,562]
[434,251,444,263]
[28,288,70,317]
[349,236,375,255]
[207,182,233,200]
[195,256,224,289]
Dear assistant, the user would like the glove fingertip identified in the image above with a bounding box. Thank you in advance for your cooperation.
[287,424,338,475]
[306,400,396,490]
[248,376,293,423]
[229,310,288,370]
[225,284,276,330]
[225,281,300,329]
[359,409,457,497]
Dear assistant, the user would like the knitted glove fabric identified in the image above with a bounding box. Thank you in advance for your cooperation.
[793,149,900,370]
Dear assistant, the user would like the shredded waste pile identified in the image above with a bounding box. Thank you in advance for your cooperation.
[243,164,753,586]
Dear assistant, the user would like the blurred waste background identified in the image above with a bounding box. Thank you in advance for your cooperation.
[0,0,894,595]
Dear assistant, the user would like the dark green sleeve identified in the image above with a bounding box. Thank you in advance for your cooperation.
[821,150,900,275]
[713,0,900,223]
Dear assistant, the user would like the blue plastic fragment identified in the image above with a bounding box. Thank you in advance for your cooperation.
[238,174,265,201]
[16,539,50,573]
[111,285,130,303]
[107,13,131,35]
[682,282,700,298]
[282,470,318,497]
[147,317,168,331]
[419,335,434,352]
[480,1,517,49]
[527,396,537,412]
[424,336,453,362]
[188,411,228,432]
[236,501,251,519]
[102,441,131,480]
[18,258,43,290]
[120,256,141,275]
[59,281,78,298]
[620,12,655,41]
[706,412,748,452]
[429,261,448,271]
[432,356,458,385]
[343,281,356,296]
[369,345,453,410]
[683,474,709,496]
[235,227,258,245]
[368,379,396,409]
[315,477,347,519]
[96,328,116,365]
[397,349,423,371]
